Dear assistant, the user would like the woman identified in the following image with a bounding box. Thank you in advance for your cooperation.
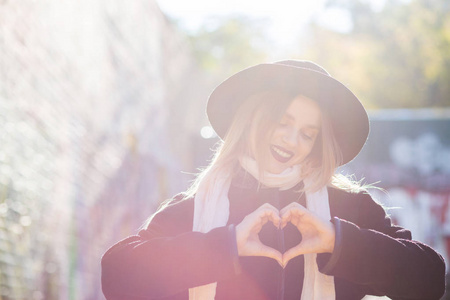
[101,60,445,300]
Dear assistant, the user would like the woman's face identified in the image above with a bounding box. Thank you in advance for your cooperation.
[251,95,322,174]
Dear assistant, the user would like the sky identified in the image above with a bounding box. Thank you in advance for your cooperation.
[155,0,355,48]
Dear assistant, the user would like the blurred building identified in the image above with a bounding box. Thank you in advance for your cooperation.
[343,109,450,267]
[0,0,206,299]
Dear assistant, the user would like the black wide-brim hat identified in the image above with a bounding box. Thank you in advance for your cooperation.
[206,60,369,166]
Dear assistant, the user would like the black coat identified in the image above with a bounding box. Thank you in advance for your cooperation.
[101,173,445,300]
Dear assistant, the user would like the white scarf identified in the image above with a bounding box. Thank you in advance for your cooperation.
[189,157,335,300]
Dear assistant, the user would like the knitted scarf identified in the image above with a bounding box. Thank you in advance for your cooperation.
[189,157,335,299]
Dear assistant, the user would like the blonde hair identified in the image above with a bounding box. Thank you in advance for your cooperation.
[183,90,365,200]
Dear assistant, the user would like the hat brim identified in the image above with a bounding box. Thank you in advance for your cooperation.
[206,63,369,166]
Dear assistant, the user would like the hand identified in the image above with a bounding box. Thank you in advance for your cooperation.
[280,202,335,268]
[235,203,283,266]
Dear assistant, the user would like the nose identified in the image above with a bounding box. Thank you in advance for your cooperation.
[282,128,298,147]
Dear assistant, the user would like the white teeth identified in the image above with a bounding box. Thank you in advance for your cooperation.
[272,146,292,158]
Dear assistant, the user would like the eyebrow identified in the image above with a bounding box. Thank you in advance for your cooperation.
[283,113,321,130]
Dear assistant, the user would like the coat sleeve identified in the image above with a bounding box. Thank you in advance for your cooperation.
[101,196,240,299]
[317,192,446,300]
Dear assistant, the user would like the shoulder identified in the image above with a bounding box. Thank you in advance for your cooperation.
[327,186,389,229]
[141,193,195,237]
[327,185,374,211]
[154,193,194,221]
[159,193,194,212]
[327,185,371,201]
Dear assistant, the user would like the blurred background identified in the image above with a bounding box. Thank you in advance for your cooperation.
[0,0,449,299]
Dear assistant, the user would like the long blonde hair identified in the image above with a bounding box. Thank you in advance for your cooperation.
[183,89,364,200]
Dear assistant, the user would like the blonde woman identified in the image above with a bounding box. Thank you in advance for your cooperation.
[101,60,445,300]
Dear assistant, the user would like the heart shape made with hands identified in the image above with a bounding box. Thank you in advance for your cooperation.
[235,202,335,268]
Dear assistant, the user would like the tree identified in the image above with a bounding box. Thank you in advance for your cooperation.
[304,0,450,108]
[187,15,271,80]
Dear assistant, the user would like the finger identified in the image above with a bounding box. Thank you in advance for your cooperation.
[289,215,301,227]
[294,210,325,229]
[282,244,314,267]
[248,204,279,222]
[280,211,291,229]
[256,203,280,217]
[280,202,296,215]
[244,211,281,237]
[257,203,280,214]
[248,212,277,233]
[280,202,306,215]
[282,248,297,268]
[280,205,306,225]
[248,203,282,229]
[257,208,281,228]
[283,204,322,226]
[267,210,281,228]
[281,208,303,227]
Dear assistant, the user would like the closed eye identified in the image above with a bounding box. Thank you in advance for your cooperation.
[301,133,312,140]
[301,129,318,141]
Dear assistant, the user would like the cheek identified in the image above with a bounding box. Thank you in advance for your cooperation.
[297,140,316,158]
[270,128,284,143]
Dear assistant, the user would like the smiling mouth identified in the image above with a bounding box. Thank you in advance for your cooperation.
[270,145,294,163]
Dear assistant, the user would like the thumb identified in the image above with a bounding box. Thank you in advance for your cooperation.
[282,244,306,268]
[258,244,283,266]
